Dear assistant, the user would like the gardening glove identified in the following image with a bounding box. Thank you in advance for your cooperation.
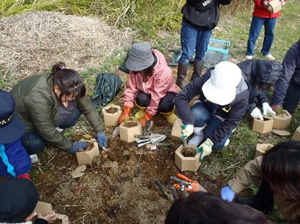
[250,107,263,120]
[196,138,213,161]
[69,141,88,153]
[140,112,154,128]
[280,0,286,5]
[181,124,194,140]
[272,104,281,114]
[221,186,236,203]
[119,106,132,124]
[262,102,276,116]
[97,131,108,148]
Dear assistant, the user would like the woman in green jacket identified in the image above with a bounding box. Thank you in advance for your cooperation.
[11,62,107,155]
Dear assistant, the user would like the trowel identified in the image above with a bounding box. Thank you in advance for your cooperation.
[111,126,120,139]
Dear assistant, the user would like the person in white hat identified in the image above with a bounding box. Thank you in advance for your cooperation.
[175,61,250,160]
[119,42,178,127]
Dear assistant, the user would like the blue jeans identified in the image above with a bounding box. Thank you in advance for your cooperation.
[246,16,277,56]
[191,102,232,150]
[179,20,212,64]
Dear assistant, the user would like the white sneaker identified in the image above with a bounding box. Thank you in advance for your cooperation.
[245,55,253,60]
[224,139,230,147]
[265,54,275,60]
[30,154,39,163]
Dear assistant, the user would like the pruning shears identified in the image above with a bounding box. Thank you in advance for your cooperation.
[171,173,199,192]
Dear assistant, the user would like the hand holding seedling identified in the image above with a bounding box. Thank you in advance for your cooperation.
[250,107,263,120]
[262,102,276,116]
[271,104,282,114]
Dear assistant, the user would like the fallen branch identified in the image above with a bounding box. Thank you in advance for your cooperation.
[221,161,240,172]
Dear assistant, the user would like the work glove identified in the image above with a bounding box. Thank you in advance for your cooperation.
[140,112,154,128]
[196,138,213,161]
[250,107,263,120]
[181,124,194,140]
[221,186,236,203]
[262,102,276,116]
[280,0,286,5]
[271,104,281,114]
[119,106,132,124]
[97,131,108,148]
[69,141,88,153]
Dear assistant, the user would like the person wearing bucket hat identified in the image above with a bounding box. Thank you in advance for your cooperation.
[10,62,107,155]
[119,42,178,127]
[0,89,31,180]
[0,177,56,223]
[237,59,283,120]
[175,61,250,160]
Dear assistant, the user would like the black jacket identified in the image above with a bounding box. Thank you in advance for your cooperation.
[238,59,283,113]
[175,69,249,144]
[272,39,300,106]
[182,0,232,30]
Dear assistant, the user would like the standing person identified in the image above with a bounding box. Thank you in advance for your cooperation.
[176,0,232,89]
[175,62,249,160]
[272,39,300,115]
[10,62,107,155]
[119,42,178,127]
[0,177,56,223]
[245,0,286,60]
[0,90,31,180]
[221,141,300,222]
[237,59,282,120]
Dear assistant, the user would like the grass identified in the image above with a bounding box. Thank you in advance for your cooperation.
[1,1,300,223]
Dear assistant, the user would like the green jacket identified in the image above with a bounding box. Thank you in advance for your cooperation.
[11,74,104,151]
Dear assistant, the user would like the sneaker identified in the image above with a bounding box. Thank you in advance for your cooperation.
[30,154,39,163]
[245,55,253,60]
[224,139,230,147]
[264,54,275,60]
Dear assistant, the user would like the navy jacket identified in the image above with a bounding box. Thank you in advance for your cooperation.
[0,139,31,178]
[238,59,283,113]
[272,39,300,105]
[175,69,249,144]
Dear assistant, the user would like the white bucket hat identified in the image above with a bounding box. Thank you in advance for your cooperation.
[202,61,242,106]
[126,42,155,72]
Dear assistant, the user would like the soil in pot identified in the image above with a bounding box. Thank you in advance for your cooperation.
[182,148,196,157]
[106,107,119,114]
[123,121,138,128]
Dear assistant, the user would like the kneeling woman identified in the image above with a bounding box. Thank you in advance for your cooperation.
[11,62,107,154]
[118,42,178,127]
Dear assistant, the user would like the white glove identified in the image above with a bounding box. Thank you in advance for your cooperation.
[280,0,286,6]
[181,124,194,140]
[250,107,263,120]
[262,102,276,116]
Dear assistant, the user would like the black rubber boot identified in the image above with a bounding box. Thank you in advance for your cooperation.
[190,60,204,82]
[176,62,188,89]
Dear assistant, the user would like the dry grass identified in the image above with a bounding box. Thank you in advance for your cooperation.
[0,11,134,90]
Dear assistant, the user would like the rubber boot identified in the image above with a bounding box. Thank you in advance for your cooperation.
[188,126,205,146]
[176,62,188,89]
[135,101,146,119]
[160,107,178,124]
[190,60,204,82]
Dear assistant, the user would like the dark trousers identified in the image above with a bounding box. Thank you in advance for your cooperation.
[244,179,274,213]
[135,91,176,113]
[22,108,82,155]
[283,83,300,115]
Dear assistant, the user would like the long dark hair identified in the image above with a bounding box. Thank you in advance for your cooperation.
[51,62,86,104]
[261,141,300,201]
[133,53,157,82]
[165,192,267,224]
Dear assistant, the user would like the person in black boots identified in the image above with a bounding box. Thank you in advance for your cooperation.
[176,0,232,89]
[221,141,300,222]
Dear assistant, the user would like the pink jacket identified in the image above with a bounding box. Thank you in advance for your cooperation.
[123,49,178,115]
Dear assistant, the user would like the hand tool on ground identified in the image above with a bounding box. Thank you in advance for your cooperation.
[171,173,200,193]
[153,176,170,200]
[111,126,120,139]
[143,119,153,136]
[170,185,179,201]
[135,134,166,147]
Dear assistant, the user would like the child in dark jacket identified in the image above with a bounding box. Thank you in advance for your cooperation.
[0,89,31,180]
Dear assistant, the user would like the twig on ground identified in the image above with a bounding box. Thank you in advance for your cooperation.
[46,151,59,166]
[221,161,240,172]
[73,215,87,223]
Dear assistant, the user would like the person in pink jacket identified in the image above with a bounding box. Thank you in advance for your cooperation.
[119,42,178,127]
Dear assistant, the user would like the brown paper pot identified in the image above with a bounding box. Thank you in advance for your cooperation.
[175,145,201,172]
[76,139,100,165]
[272,110,292,130]
[292,126,300,141]
[171,118,183,141]
[119,121,142,143]
[103,105,122,127]
[255,144,274,157]
[252,116,274,134]
[267,0,282,14]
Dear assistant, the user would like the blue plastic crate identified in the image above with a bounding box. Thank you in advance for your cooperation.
[204,38,231,68]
